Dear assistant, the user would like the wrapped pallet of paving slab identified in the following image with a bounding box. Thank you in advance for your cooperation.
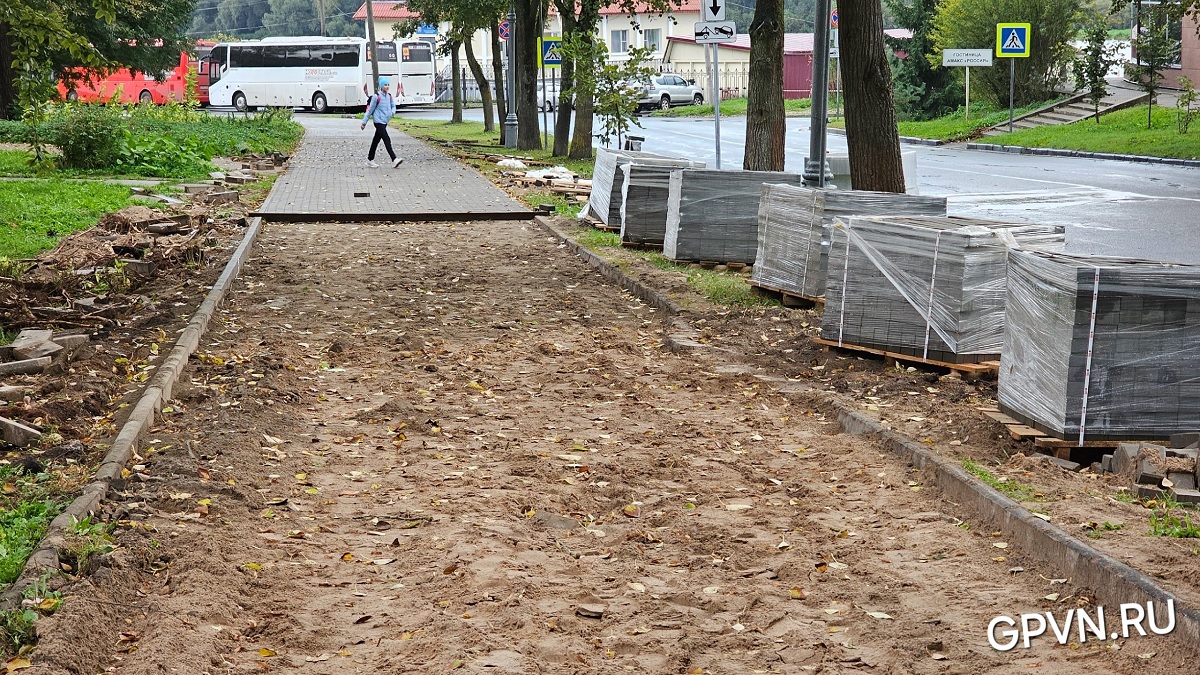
[999,251,1200,443]
[821,216,1065,364]
[619,159,706,247]
[584,148,684,227]
[751,184,948,299]
[663,169,808,264]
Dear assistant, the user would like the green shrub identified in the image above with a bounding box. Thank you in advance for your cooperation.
[54,104,125,170]
[115,131,211,178]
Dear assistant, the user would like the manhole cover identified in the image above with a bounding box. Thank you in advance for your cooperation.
[354,192,370,198]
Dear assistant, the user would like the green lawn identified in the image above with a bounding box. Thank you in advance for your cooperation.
[651,97,812,118]
[0,150,30,176]
[0,180,145,259]
[867,98,1066,143]
[395,118,596,179]
[976,105,1200,159]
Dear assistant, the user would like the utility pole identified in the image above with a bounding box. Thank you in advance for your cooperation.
[318,0,327,36]
[803,0,832,187]
[503,2,518,147]
[364,0,380,92]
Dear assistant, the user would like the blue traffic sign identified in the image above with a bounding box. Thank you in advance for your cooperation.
[539,38,562,67]
[996,22,1031,58]
[831,8,838,27]
[498,20,511,41]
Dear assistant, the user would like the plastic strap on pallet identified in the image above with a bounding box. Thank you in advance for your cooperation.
[922,231,943,361]
[837,222,852,347]
[1078,266,1101,447]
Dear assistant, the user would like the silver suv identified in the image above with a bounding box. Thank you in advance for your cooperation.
[635,74,704,111]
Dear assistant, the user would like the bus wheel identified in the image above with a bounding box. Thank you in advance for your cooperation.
[233,92,249,112]
[312,92,328,114]
[66,90,79,102]
[139,90,154,104]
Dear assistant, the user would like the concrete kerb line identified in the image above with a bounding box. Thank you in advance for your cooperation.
[0,217,265,610]
[538,214,1200,655]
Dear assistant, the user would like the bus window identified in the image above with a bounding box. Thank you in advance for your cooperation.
[370,41,397,64]
[330,45,360,67]
[230,45,263,68]
[262,45,288,67]
[286,46,310,67]
[401,43,433,63]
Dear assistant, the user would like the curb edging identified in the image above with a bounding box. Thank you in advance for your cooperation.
[0,217,265,609]
[965,142,1200,167]
[538,214,1200,654]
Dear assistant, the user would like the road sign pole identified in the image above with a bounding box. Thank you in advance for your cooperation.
[503,7,517,147]
[713,44,722,169]
[804,0,832,187]
[1008,58,1014,133]
[965,67,970,120]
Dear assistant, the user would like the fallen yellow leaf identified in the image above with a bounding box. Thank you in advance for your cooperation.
[258,648,277,657]
[5,657,32,672]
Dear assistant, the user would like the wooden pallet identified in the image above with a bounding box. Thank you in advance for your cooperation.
[748,281,825,309]
[812,337,999,381]
[976,407,1165,458]
[580,215,619,232]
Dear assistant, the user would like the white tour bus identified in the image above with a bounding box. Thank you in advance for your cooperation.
[372,39,436,105]
[205,36,435,112]
[206,36,370,112]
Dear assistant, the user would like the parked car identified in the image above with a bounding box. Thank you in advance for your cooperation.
[538,80,560,112]
[634,74,704,111]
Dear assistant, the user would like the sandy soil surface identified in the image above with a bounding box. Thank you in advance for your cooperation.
[24,218,1198,674]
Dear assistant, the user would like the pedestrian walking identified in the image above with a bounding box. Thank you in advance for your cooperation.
[361,78,403,168]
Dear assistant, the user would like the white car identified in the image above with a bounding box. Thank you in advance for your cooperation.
[538,80,560,112]
[635,74,704,111]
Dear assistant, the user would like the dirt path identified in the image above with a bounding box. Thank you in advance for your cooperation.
[30,219,1192,673]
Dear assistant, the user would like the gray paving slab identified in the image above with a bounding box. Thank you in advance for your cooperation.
[254,116,534,222]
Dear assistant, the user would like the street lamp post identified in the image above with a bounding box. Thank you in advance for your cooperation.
[803,0,833,187]
[503,2,518,148]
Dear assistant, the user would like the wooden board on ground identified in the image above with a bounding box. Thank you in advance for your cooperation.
[975,406,1166,459]
[749,281,825,310]
[813,337,999,380]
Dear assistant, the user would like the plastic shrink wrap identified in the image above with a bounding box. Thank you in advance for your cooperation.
[751,184,948,298]
[619,159,706,246]
[821,216,1065,364]
[999,250,1200,443]
[663,169,808,264]
[584,148,695,226]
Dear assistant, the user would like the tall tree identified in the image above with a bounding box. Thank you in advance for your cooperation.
[1130,3,1178,128]
[743,0,785,170]
[513,0,542,149]
[839,0,905,192]
[550,0,580,157]
[886,0,961,120]
[931,0,1082,106]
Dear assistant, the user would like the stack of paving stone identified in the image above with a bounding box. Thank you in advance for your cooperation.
[586,148,694,227]
[751,184,948,298]
[821,216,1065,364]
[619,159,706,247]
[1102,437,1200,503]
[999,251,1200,442]
[663,169,808,264]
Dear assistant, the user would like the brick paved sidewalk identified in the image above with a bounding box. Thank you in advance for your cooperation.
[254,116,534,222]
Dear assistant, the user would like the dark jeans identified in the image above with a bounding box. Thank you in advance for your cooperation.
[368,122,395,161]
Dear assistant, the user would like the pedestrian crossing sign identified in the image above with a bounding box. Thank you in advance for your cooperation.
[996,23,1031,58]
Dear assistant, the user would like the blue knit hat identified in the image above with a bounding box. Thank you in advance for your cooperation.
[379,78,390,87]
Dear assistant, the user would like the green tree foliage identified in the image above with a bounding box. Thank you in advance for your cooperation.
[1073,16,1119,122]
[189,0,362,38]
[1129,3,1177,129]
[886,0,962,120]
[1,0,193,120]
[728,0,819,33]
[931,0,1083,107]
[1178,75,1197,133]
[561,38,653,149]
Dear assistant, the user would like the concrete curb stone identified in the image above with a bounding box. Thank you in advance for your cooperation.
[540,213,1200,655]
[0,217,265,609]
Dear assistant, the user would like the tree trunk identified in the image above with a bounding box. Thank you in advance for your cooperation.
[514,0,541,149]
[0,23,16,120]
[567,4,599,159]
[450,41,463,124]
[491,25,507,144]
[839,0,904,193]
[551,5,577,157]
[553,57,575,157]
[743,0,785,171]
[464,38,494,132]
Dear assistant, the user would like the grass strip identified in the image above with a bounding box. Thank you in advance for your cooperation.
[650,97,812,118]
[962,459,1037,501]
[975,105,1200,160]
[0,499,61,585]
[0,180,149,259]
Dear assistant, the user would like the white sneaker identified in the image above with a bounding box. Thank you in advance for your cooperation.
[392,157,404,168]
[366,160,379,168]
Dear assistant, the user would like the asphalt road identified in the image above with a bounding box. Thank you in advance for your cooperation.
[396,106,1200,264]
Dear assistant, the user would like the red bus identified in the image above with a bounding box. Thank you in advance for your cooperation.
[58,42,215,105]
